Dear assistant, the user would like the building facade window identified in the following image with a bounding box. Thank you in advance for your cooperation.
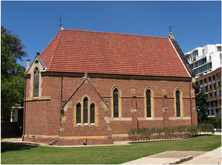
[208,77,211,83]
[76,103,81,124]
[176,90,181,117]
[220,53,222,65]
[75,98,96,125]
[90,103,95,123]
[205,86,209,93]
[83,97,88,124]
[113,88,119,118]
[146,89,151,118]
[34,67,39,97]
[217,81,221,88]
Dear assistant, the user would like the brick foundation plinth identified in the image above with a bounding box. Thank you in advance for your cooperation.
[57,138,114,145]
[23,136,56,144]
[23,134,114,145]
[112,136,129,141]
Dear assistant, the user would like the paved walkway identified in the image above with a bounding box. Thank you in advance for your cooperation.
[1,138,131,147]
[122,147,221,164]
[181,146,221,164]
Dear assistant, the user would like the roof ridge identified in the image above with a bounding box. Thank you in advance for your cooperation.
[62,28,168,39]
[47,30,63,70]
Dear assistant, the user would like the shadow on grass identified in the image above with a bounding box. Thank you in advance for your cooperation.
[1,142,39,153]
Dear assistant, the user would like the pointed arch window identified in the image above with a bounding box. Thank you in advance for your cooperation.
[83,97,88,123]
[176,90,181,117]
[34,67,39,97]
[76,103,81,123]
[113,88,119,118]
[146,89,151,117]
[90,103,95,123]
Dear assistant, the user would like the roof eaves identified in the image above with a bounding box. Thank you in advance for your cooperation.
[168,32,195,77]
[36,54,46,71]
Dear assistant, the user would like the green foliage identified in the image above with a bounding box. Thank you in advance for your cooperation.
[195,84,209,123]
[1,135,221,164]
[1,26,27,122]
[208,117,221,128]
[128,124,215,142]
[1,26,27,60]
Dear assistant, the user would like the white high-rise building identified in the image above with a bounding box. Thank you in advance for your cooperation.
[185,44,222,118]
[185,44,222,78]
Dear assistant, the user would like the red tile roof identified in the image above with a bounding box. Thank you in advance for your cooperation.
[40,29,190,77]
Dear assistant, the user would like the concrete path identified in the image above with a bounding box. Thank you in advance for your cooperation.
[1,138,131,147]
[121,147,221,164]
[181,146,221,164]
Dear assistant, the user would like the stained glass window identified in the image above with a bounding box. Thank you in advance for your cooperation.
[83,97,88,123]
[90,103,95,123]
[34,68,39,97]
[113,89,119,118]
[176,90,181,117]
[146,89,151,117]
[76,103,81,123]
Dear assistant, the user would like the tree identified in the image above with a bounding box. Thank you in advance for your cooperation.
[195,84,209,123]
[1,26,27,123]
[1,26,27,60]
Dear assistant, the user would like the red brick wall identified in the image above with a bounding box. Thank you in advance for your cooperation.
[24,75,197,145]
[25,101,47,135]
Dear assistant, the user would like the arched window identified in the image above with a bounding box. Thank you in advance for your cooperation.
[113,88,119,118]
[90,103,95,123]
[176,90,181,117]
[34,68,39,97]
[146,89,151,117]
[83,97,88,123]
[76,103,81,123]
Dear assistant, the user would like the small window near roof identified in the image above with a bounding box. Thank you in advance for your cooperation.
[34,67,39,97]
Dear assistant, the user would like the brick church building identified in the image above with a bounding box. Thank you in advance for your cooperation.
[23,28,197,145]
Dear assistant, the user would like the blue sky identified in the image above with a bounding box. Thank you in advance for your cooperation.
[1,1,221,68]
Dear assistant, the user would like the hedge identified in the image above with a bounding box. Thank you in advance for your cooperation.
[128,124,214,142]
[207,117,221,129]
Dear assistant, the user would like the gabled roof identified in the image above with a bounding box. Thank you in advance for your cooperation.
[39,29,191,78]
[24,52,46,74]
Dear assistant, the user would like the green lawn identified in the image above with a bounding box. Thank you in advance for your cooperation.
[1,135,221,164]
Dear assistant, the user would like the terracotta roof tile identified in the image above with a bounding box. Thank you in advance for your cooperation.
[40,29,190,77]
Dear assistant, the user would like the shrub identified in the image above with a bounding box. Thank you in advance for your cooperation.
[197,123,214,135]
[208,117,221,129]
[128,124,215,142]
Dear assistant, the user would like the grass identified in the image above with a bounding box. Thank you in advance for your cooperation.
[1,135,221,164]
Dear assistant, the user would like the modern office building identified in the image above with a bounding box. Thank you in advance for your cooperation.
[185,44,222,78]
[195,67,221,117]
[185,44,222,117]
